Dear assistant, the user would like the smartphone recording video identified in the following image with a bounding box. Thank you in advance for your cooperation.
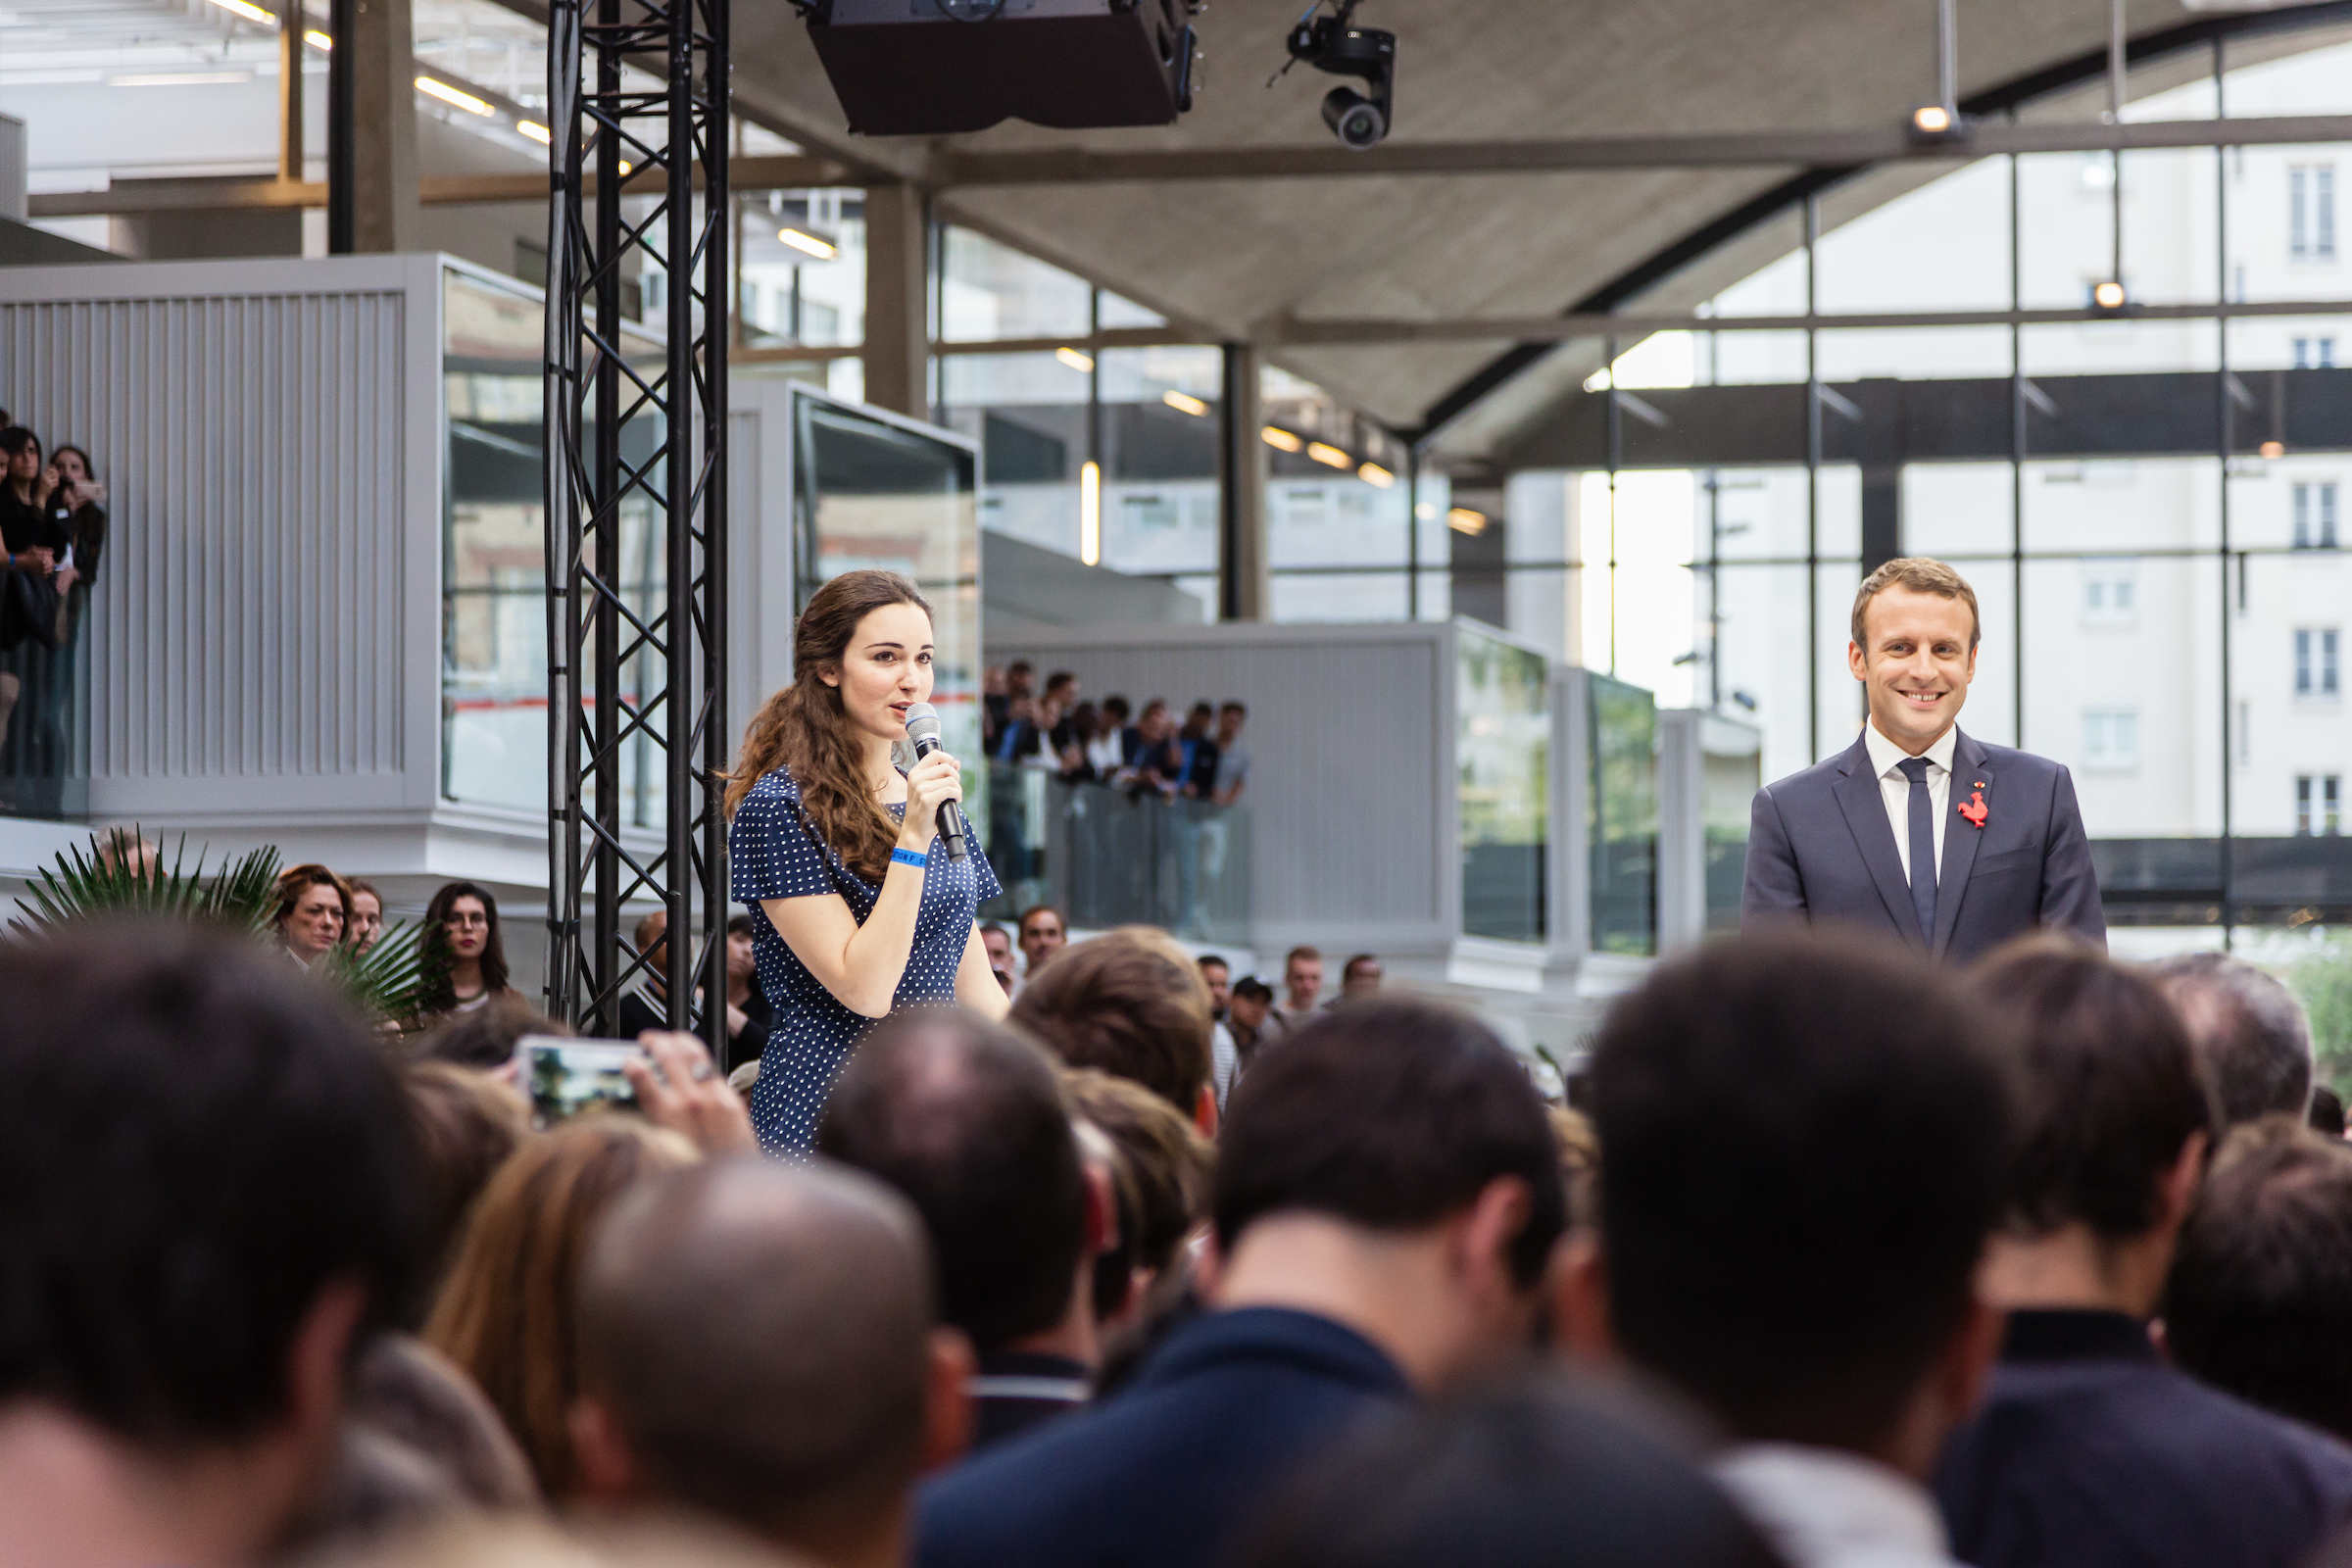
[518,1034,645,1128]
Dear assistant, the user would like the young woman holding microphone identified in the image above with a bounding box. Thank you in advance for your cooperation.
[725,568,1007,1154]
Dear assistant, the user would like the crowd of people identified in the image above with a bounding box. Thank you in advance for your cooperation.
[982,662,1250,806]
[18,897,2352,1568]
[0,408,106,811]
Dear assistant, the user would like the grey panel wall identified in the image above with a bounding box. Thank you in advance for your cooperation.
[0,256,443,825]
[992,623,1453,953]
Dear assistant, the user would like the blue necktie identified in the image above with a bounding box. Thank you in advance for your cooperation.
[1898,756,1936,945]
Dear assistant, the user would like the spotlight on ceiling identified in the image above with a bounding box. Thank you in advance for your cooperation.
[777,226,838,261]
[1907,103,1970,144]
[2091,279,2128,311]
[2261,440,2286,459]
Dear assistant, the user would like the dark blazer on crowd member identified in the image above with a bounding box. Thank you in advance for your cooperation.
[967,1348,1091,1452]
[1936,1307,2352,1568]
[1742,727,2104,964]
[914,1307,1409,1568]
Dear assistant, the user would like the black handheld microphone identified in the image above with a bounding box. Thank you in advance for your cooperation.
[901,702,970,861]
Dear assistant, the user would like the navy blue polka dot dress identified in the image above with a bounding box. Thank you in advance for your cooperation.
[729,763,1002,1156]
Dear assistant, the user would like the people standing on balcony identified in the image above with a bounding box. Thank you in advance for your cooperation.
[348,880,387,955]
[1124,700,1186,796]
[422,881,518,1020]
[1088,696,1132,776]
[1211,702,1251,807]
[1019,904,1068,977]
[271,862,354,970]
[45,444,103,646]
[724,568,1007,1157]
[0,427,69,789]
[1277,946,1325,1029]
[1177,703,1220,800]
[1064,701,1105,783]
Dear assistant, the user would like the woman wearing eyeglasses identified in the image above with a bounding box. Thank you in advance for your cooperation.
[422,880,517,1018]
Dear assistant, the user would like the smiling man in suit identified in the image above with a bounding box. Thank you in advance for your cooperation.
[1742,557,2104,963]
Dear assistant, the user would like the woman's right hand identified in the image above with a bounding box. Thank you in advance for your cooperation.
[900,748,963,848]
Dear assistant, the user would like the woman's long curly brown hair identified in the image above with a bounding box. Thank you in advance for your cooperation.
[724,568,933,882]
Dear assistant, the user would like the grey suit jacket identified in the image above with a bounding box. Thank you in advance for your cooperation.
[1741,728,2106,964]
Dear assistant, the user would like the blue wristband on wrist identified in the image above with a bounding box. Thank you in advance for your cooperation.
[892,847,929,868]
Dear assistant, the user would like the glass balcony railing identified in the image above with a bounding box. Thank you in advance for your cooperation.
[0,572,91,822]
[980,761,1250,944]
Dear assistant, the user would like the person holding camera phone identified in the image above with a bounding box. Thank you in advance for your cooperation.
[724,569,1008,1156]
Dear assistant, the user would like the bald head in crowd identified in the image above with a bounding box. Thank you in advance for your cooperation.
[2150,953,2316,1126]
[571,1158,967,1568]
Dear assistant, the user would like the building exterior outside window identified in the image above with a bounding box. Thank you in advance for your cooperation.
[2294,482,2339,549]
[2297,628,2341,698]
[2290,164,2336,260]
[2299,774,2343,835]
[2083,708,2141,770]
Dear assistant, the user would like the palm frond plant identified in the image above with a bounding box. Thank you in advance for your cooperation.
[318,917,445,1036]
[13,827,444,1031]
[14,829,279,934]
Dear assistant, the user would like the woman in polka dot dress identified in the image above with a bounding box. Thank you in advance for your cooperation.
[723,568,1008,1155]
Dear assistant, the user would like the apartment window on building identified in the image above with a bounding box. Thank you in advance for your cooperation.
[2295,481,2341,549]
[2082,707,2140,768]
[2293,336,2339,368]
[2298,774,2344,835]
[2295,627,2342,697]
[2081,558,2138,622]
[2290,164,2338,260]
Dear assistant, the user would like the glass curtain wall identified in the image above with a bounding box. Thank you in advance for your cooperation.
[1561,39,2352,935]
[931,227,1449,623]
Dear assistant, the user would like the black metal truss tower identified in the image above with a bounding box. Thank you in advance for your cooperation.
[543,0,728,1043]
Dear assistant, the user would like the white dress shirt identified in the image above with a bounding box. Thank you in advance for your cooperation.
[1713,1445,1965,1568]
[1862,721,1958,885]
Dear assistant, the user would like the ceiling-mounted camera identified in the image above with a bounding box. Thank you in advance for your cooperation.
[1274,0,1395,150]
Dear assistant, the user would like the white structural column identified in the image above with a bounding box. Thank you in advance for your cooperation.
[862,182,927,417]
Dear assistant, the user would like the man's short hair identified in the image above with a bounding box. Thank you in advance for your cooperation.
[415,994,565,1072]
[1045,670,1077,696]
[1006,660,1034,678]
[2150,953,2316,1125]
[404,1061,529,1288]
[578,1158,937,1539]
[1197,955,1231,977]
[2166,1121,2352,1443]
[1018,904,1064,934]
[1343,954,1380,980]
[1219,701,1247,717]
[817,1010,1086,1354]
[633,907,666,953]
[0,918,425,1443]
[981,921,1009,942]
[1286,945,1322,967]
[1968,940,2214,1240]
[1233,976,1274,1004]
[1589,931,2014,1451]
[1011,927,1214,1112]
[1850,557,1982,652]
[1215,999,1566,1286]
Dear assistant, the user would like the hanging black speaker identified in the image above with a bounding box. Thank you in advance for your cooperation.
[806,0,1200,135]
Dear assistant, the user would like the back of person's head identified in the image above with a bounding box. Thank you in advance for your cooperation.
[403,1062,531,1298]
[1010,926,1213,1113]
[2165,1119,2352,1441]
[1064,1067,1214,1282]
[576,1158,939,1553]
[299,1513,805,1568]
[416,994,566,1071]
[2151,952,2316,1125]
[1967,939,2213,1240]
[422,1117,699,1496]
[2315,1085,2348,1139]
[1215,999,1566,1286]
[0,918,424,1449]
[1588,930,2014,1452]
[1233,1377,1782,1568]
[817,1008,1087,1355]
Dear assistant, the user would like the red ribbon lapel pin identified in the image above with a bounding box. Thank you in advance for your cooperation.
[1957,782,1989,829]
